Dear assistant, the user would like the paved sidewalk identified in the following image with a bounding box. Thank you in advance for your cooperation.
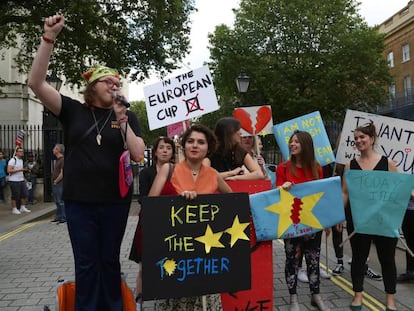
[1,200,413,310]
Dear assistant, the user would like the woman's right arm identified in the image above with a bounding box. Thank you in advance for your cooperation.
[148,163,170,196]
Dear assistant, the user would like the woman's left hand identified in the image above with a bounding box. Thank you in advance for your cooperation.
[180,190,197,200]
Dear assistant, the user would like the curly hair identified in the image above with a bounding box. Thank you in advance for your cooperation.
[180,124,217,157]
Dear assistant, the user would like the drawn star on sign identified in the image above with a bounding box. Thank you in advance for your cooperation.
[225,215,250,247]
[265,188,324,238]
[195,224,225,254]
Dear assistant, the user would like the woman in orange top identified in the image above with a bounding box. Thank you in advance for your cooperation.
[149,124,232,310]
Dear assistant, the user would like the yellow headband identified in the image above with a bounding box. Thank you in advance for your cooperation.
[81,65,120,84]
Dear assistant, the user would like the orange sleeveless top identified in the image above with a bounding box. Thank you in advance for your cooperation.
[170,161,218,194]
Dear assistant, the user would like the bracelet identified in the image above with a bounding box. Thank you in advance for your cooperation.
[42,35,56,44]
[118,116,128,124]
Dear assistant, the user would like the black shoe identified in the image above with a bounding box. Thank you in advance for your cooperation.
[365,267,382,281]
[57,220,66,224]
[397,272,414,282]
[50,219,59,223]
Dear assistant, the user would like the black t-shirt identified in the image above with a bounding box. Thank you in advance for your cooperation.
[58,95,142,203]
[209,147,248,172]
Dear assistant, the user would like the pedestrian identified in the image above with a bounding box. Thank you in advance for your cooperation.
[205,117,264,180]
[149,124,232,310]
[0,150,7,203]
[397,192,414,282]
[27,15,145,311]
[24,152,40,205]
[50,144,65,224]
[129,136,176,310]
[7,147,31,214]
[342,122,398,311]
[276,130,330,311]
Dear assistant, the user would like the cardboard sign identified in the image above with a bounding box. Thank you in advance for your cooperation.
[221,180,273,311]
[250,177,345,241]
[273,111,335,166]
[141,193,251,300]
[233,105,274,136]
[167,120,190,138]
[336,109,414,173]
[345,170,414,237]
[144,66,219,130]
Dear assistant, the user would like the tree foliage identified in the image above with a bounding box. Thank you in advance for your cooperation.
[129,100,166,145]
[0,0,196,86]
[207,0,392,123]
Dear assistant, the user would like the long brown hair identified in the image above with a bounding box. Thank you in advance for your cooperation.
[289,130,320,179]
[83,80,99,107]
[214,117,245,163]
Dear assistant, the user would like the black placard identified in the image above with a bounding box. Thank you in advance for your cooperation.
[141,193,251,300]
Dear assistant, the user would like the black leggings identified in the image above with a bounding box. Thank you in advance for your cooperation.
[346,207,397,293]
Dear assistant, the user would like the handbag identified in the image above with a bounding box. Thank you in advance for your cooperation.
[119,123,133,198]
[119,150,133,198]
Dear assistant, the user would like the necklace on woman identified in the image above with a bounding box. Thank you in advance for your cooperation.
[192,170,199,176]
[91,109,113,146]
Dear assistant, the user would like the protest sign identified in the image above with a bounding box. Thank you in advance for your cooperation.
[221,180,273,311]
[272,111,335,166]
[144,66,219,130]
[167,120,190,138]
[345,170,414,237]
[141,193,251,300]
[250,177,344,241]
[336,109,414,173]
[233,105,273,136]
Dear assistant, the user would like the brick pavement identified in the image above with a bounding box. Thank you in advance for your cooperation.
[0,201,413,310]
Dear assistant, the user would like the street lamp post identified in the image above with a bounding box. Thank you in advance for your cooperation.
[43,70,63,202]
[235,72,250,107]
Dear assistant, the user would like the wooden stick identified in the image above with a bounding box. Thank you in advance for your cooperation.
[202,295,207,311]
[339,231,356,248]
[399,237,414,257]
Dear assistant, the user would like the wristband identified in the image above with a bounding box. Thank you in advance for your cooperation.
[42,35,56,44]
[118,116,128,124]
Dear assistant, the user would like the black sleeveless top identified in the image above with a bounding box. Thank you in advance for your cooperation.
[350,155,388,171]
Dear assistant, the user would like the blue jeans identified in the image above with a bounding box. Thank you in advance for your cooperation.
[52,182,65,221]
[65,201,130,311]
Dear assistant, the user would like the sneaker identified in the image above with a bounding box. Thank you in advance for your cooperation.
[12,207,21,215]
[20,206,31,213]
[298,268,309,283]
[348,258,352,265]
[397,272,414,282]
[333,263,345,275]
[320,268,331,279]
[365,267,382,281]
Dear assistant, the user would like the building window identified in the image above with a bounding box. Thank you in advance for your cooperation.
[387,52,394,67]
[402,44,410,62]
[404,75,411,97]
[389,83,396,98]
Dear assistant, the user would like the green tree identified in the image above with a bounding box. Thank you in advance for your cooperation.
[129,100,166,145]
[207,0,392,123]
[0,0,195,86]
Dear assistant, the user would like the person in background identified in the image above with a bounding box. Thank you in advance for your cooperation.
[149,125,232,311]
[397,191,414,282]
[28,15,145,311]
[276,130,330,311]
[0,150,7,203]
[7,147,30,214]
[24,152,40,205]
[342,122,398,311]
[129,136,175,310]
[240,134,269,179]
[50,144,65,224]
[205,117,264,181]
